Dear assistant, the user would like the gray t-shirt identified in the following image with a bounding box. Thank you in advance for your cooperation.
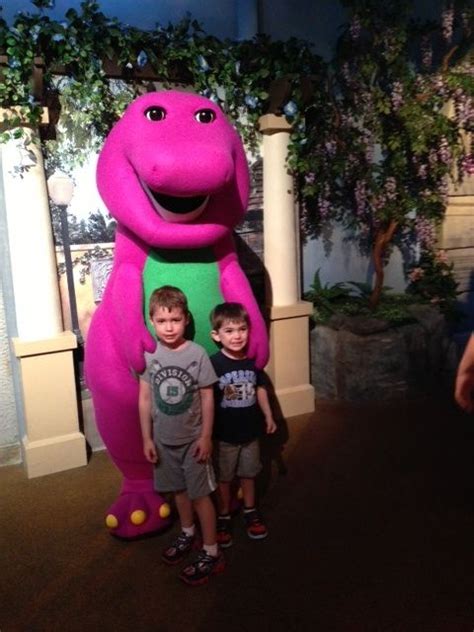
[142,340,217,446]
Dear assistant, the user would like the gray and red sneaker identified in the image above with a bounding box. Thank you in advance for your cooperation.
[162,531,197,565]
[179,549,226,586]
[243,508,268,540]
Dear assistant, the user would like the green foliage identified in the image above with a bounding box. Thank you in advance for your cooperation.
[0,1,325,157]
[304,268,427,326]
[304,269,353,320]
[406,249,461,319]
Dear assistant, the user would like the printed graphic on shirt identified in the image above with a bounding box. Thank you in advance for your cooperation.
[218,369,257,409]
[151,360,198,416]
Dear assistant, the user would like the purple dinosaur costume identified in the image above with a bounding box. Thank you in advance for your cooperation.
[85,90,269,538]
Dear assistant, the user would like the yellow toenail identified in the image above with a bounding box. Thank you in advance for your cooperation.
[159,503,171,519]
[130,509,146,525]
[105,514,118,529]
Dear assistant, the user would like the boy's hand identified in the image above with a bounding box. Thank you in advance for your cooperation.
[193,436,212,463]
[265,415,277,434]
[143,438,158,463]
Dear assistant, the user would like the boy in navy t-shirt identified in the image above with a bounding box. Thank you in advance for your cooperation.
[210,302,276,547]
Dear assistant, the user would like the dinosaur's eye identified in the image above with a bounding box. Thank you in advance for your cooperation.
[144,106,166,122]
[195,109,216,124]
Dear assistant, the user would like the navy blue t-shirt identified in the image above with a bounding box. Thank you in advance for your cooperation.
[210,351,265,444]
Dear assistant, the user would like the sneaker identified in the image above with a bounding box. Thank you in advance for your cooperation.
[162,531,196,565]
[179,549,226,586]
[243,508,268,540]
[216,514,233,548]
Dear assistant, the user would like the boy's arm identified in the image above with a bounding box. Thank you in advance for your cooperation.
[138,377,158,463]
[257,385,277,434]
[193,386,214,462]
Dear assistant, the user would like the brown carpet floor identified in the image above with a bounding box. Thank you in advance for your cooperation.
[2,397,474,632]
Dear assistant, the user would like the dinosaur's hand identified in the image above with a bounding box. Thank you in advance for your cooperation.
[247,317,269,369]
[124,326,156,374]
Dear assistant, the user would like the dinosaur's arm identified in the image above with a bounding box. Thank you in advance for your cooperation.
[109,263,156,374]
[106,228,156,373]
[217,237,269,369]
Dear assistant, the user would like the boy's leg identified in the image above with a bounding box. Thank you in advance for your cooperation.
[237,441,268,540]
[162,489,198,565]
[179,494,225,586]
[214,442,239,548]
[193,495,217,547]
[240,477,256,509]
[217,481,231,515]
[175,489,194,529]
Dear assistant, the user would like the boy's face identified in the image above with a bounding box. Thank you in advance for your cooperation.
[211,318,249,358]
[151,306,188,349]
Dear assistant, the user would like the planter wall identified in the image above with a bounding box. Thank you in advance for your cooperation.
[310,305,459,402]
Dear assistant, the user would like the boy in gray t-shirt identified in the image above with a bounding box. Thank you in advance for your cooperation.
[139,286,223,586]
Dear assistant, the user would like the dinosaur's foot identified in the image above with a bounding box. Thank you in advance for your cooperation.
[104,478,172,539]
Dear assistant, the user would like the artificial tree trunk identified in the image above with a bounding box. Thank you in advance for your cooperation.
[369,219,399,310]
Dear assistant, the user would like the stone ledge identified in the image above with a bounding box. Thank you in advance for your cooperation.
[311,312,458,402]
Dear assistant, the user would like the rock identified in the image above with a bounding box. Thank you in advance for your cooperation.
[327,313,391,334]
[311,308,453,402]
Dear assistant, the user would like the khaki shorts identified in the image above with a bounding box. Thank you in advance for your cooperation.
[154,439,217,500]
[214,439,262,482]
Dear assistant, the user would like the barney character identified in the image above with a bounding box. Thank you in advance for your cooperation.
[85,90,269,539]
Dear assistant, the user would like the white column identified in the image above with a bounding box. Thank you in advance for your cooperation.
[260,114,299,306]
[1,111,87,477]
[259,114,315,417]
[2,126,62,339]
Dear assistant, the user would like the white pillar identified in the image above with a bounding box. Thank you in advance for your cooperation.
[2,127,62,339]
[260,114,299,306]
[259,114,315,417]
[1,111,87,477]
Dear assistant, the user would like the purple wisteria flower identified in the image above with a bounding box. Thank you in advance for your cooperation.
[363,131,374,163]
[421,36,432,68]
[417,164,428,180]
[384,177,397,200]
[438,136,452,165]
[391,81,404,110]
[415,216,436,248]
[354,179,367,216]
[318,185,331,219]
[454,89,474,127]
[438,176,449,204]
[461,154,474,176]
[349,15,361,41]
[324,140,337,157]
[441,5,454,42]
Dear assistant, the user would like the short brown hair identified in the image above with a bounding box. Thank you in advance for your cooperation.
[210,302,250,331]
[149,285,189,318]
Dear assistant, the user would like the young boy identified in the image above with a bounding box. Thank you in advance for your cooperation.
[139,285,224,586]
[210,302,277,548]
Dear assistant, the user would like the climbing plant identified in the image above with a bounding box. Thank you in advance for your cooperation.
[0,0,473,311]
[290,0,474,308]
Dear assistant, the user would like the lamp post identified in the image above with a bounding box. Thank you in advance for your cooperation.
[46,171,82,345]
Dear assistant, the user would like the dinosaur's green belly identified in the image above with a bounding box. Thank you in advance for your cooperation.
[143,247,223,355]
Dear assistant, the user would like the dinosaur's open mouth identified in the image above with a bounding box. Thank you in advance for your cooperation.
[141,180,209,223]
